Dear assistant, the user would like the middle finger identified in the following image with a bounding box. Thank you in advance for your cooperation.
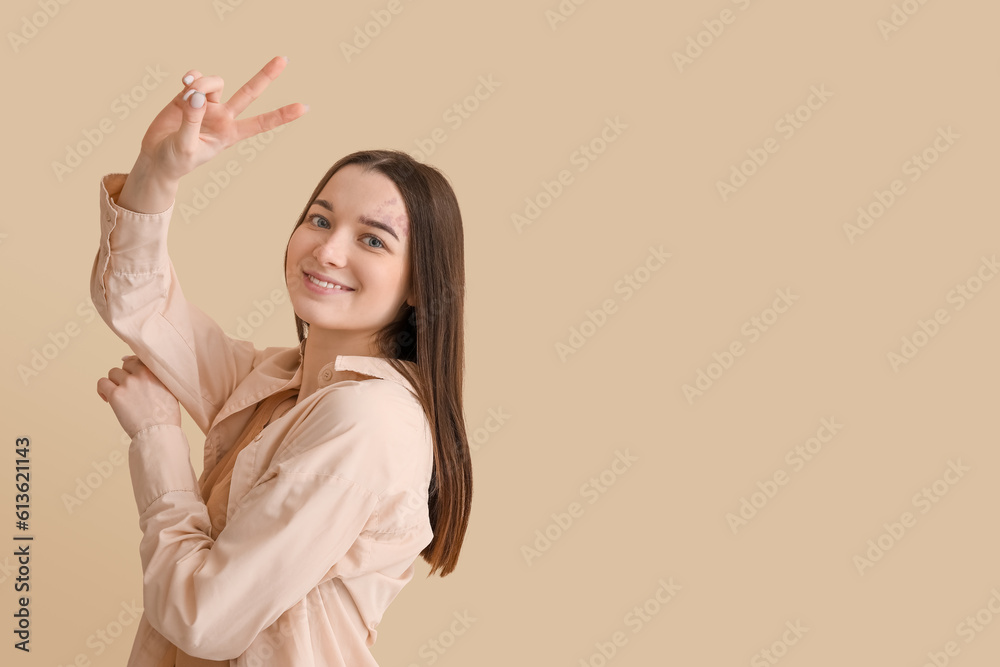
[224,56,288,118]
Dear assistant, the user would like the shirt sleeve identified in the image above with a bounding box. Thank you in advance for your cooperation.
[128,379,427,661]
[90,172,260,435]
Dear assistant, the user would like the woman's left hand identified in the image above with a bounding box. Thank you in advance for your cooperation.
[97,355,182,439]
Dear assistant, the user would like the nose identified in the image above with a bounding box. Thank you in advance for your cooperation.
[313,231,349,267]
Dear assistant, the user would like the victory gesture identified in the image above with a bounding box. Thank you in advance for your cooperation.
[135,55,307,184]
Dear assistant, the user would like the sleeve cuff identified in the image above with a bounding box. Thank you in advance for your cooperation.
[99,173,175,276]
[129,423,201,515]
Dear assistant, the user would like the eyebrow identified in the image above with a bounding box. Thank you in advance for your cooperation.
[312,199,400,242]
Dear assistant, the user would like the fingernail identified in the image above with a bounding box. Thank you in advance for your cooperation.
[190,92,205,109]
[182,74,194,85]
[183,88,197,102]
[302,103,310,112]
[282,56,289,64]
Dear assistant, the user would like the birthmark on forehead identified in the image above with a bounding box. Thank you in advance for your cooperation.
[375,197,409,238]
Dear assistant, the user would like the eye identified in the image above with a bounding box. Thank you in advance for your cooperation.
[306,213,387,250]
[306,213,330,229]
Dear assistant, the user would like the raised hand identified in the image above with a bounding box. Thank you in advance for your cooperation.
[134,55,307,183]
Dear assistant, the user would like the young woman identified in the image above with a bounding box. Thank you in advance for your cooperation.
[93,56,473,666]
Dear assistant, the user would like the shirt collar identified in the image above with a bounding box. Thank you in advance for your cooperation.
[211,340,418,431]
[296,337,418,396]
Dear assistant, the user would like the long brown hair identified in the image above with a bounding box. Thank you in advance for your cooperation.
[282,150,471,576]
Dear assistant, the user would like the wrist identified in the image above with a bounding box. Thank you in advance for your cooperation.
[116,154,180,214]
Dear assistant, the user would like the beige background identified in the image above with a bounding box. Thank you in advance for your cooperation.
[3,0,999,664]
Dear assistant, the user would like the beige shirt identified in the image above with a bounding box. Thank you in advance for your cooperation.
[91,173,434,666]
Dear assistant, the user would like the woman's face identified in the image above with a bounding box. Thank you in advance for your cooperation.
[285,163,412,351]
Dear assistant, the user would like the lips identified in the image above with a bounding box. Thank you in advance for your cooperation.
[303,271,355,291]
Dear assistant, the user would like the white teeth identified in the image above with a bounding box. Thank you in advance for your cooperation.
[307,274,348,290]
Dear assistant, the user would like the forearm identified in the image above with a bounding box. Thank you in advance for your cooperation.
[116,154,180,214]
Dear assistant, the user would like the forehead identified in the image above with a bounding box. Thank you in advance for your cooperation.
[317,164,406,214]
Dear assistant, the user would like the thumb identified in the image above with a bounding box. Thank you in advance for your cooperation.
[176,88,208,150]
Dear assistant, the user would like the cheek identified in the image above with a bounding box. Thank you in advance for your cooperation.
[285,232,307,270]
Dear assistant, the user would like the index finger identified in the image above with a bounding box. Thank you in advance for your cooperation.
[224,56,289,119]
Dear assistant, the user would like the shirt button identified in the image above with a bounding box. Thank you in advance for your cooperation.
[320,368,333,382]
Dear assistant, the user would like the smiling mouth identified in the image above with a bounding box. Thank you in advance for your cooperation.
[304,272,355,291]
